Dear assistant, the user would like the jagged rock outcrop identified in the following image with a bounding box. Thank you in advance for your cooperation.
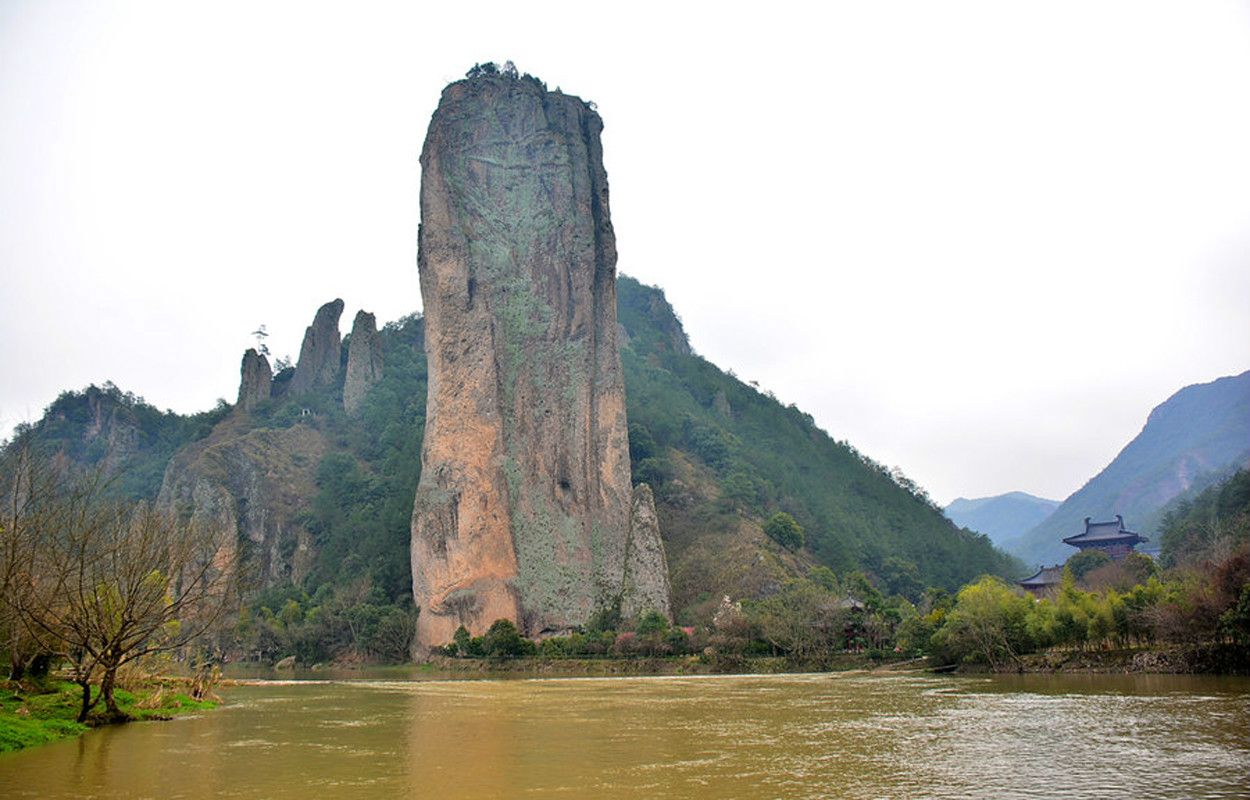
[289,299,344,394]
[157,417,326,587]
[622,484,672,619]
[410,74,671,650]
[238,348,272,412]
[343,311,383,415]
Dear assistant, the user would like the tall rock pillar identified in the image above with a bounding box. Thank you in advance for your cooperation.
[290,299,344,394]
[343,310,383,415]
[237,348,272,412]
[411,74,670,651]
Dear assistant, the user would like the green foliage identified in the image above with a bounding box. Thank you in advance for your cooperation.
[930,577,1036,669]
[808,566,840,592]
[482,619,536,659]
[924,544,1250,667]
[237,585,416,664]
[451,626,476,657]
[1223,583,1250,646]
[763,512,804,551]
[8,383,229,499]
[878,556,924,601]
[586,601,623,634]
[749,579,848,661]
[1159,469,1250,567]
[1066,549,1112,580]
[298,315,428,603]
[636,609,669,636]
[628,423,657,463]
[616,275,1022,592]
[442,619,537,660]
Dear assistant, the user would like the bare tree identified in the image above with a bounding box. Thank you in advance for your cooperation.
[6,452,238,721]
[0,446,81,680]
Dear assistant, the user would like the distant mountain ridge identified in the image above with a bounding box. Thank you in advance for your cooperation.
[944,492,1060,547]
[1006,369,1250,565]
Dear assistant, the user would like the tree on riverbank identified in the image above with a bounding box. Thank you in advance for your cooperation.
[1,449,237,721]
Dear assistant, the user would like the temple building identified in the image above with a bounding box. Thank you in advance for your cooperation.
[1062,515,1147,560]
[1018,565,1063,598]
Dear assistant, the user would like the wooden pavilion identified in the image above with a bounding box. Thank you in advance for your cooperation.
[1062,515,1147,560]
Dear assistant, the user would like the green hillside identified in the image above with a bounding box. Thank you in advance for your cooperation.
[5,276,1020,642]
[616,277,1020,607]
[1157,468,1250,567]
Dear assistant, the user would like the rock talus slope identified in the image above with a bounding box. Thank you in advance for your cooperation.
[411,75,670,650]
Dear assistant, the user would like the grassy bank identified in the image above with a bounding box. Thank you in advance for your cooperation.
[0,679,218,754]
[951,644,1250,675]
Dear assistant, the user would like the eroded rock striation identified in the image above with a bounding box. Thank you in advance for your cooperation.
[343,311,383,415]
[289,299,344,394]
[238,348,272,412]
[410,74,670,650]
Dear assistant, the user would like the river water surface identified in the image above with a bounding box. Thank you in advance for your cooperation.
[1,672,1247,799]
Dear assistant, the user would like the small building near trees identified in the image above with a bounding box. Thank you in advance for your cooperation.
[1018,565,1063,598]
[1062,515,1147,560]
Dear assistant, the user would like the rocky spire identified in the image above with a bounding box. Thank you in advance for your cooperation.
[343,310,383,415]
[410,73,671,651]
[622,484,672,619]
[237,348,272,412]
[289,299,344,394]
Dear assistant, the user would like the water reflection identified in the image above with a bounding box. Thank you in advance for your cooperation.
[0,673,1247,799]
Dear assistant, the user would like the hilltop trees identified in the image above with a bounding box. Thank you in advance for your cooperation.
[764,512,804,551]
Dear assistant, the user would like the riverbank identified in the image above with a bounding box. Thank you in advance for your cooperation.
[463,652,928,675]
[245,651,913,679]
[0,678,218,754]
[955,644,1250,675]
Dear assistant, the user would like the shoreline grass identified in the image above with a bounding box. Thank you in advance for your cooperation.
[0,678,218,754]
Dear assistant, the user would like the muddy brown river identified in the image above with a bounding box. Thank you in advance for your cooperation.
[1,672,1247,798]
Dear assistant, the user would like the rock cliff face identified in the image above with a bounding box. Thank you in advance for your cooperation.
[343,311,383,415]
[410,74,670,649]
[289,299,344,394]
[157,417,326,587]
[238,348,272,412]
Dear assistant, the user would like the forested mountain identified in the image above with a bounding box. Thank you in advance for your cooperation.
[5,276,1020,637]
[944,492,1059,548]
[1156,468,1250,567]
[616,278,1020,615]
[1006,370,1250,566]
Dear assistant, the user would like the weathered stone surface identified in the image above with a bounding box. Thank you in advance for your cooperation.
[410,74,671,650]
[238,348,272,412]
[289,299,344,394]
[622,483,672,619]
[343,311,383,415]
[157,417,325,587]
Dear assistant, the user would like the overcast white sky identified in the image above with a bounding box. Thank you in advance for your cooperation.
[2,1,1248,505]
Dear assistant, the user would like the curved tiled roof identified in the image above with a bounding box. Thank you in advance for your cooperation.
[1062,514,1147,546]
[1019,565,1064,587]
